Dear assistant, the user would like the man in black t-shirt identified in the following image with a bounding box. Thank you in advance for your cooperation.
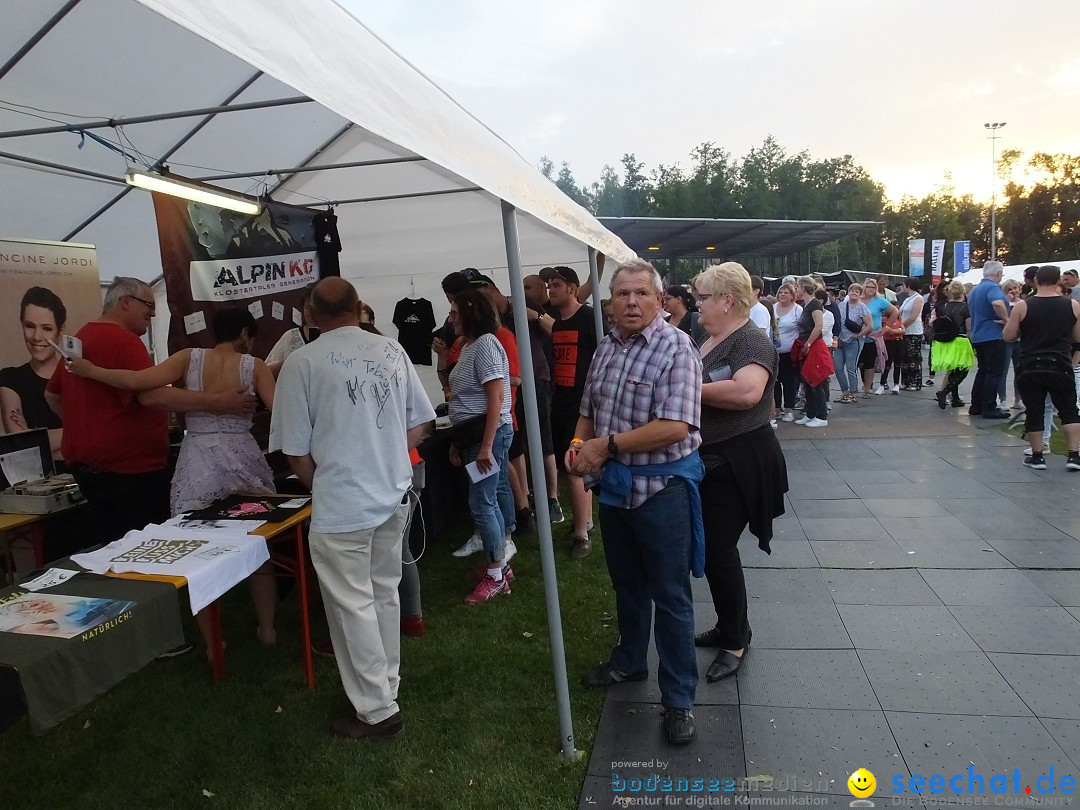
[539,266,599,558]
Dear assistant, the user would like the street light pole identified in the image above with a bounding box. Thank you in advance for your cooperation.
[984,122,1006,260]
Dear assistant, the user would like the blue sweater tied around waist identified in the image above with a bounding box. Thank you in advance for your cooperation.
[596,450,706,577]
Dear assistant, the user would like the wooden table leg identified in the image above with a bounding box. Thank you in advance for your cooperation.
[296,523,314,689]
[206,601,225,681]
[30,523,45,568]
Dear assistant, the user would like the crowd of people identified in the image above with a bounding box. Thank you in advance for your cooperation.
[18,254,1078,749]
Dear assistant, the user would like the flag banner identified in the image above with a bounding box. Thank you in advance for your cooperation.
[909,239,925,277]
[931,239,946,283]
[153,194,321,357]
[954,241,971,278]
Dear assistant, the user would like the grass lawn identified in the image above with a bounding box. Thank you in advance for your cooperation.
[1000,414,1070,455]
[0,511,618,809]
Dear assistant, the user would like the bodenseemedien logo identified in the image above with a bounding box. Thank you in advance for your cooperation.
[848,768,877,807]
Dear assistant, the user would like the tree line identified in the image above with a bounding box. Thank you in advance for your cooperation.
[540,137,1080,281]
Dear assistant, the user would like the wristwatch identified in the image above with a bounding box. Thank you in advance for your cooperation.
[607,434,619,457]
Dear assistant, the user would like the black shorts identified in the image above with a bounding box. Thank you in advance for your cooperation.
[508,380,554,459]
[857,341,878,370]
[1018,366,1080,432]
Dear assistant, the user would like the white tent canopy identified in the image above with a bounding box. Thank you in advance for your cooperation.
[0,0,633,328]
[954,259,1080,287]
[3,0,634,757]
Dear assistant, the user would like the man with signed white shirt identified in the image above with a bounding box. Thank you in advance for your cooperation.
[271,277,435,741]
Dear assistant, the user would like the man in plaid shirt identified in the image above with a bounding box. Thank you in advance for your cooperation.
[567,258,704,745]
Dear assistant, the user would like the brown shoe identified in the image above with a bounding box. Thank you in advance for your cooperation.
[332,710,404,741]
[570,535,592,560]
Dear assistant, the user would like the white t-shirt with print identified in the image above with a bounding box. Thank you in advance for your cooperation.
[270,326,436,534]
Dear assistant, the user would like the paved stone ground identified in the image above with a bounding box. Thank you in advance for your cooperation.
[579,370,1080,809]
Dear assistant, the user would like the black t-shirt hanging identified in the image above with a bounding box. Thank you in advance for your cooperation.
[393,298,437,365]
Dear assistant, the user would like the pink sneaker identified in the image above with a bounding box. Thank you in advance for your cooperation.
[464,571,512,605]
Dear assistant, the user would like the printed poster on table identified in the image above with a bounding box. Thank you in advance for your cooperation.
[0,238,103,436]
[0,591,136,639]
[152,193,321,357]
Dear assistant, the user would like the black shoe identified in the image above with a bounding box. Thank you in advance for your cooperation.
[936,390,948,410]
[982,410,1009,420]
[694,627,725,647]
[332,710,404,741]
[1068,452,1080,472]
[582,662,648,688]
[925,378,935,386]
[706,646,748,682]
[513,507,534,538]
[1024,452,1047,470]
[951,399,966,408]
[662,707,696,745]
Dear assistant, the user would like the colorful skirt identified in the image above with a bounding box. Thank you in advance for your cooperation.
[931,336,975,373]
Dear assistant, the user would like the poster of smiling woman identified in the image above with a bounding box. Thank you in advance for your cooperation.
[0,238,103,442]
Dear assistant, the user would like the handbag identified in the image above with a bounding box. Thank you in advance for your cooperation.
[843,302,862,335]
[449,414,487,449]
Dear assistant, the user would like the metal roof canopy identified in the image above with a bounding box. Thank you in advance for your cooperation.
[599,217,881,260]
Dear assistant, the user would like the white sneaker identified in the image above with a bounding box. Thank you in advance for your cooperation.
[805,418,829,428]
[770,419,779,429]
[873,385,886,396]
[891,384,900,394]
[1023,447,1033,457]
[781,411,795,423]
[452,534,483,557]
[795,415,811,425]
[504,538,517,563]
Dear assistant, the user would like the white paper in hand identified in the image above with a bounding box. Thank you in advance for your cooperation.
[465,459,499,483]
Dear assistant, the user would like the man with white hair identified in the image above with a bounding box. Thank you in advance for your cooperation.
[571,258,704,745]
[966,261,1011,419]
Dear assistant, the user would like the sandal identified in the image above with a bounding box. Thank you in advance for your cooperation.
[862,391,872,399]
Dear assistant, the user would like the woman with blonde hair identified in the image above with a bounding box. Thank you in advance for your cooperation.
[930,280,975,408]
[691,262,787,681]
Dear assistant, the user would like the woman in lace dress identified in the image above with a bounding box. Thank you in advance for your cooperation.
[66,308,278,647]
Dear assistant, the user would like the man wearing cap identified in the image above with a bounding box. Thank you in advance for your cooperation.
[538,265,599,559]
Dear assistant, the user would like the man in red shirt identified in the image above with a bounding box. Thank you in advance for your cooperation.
[46,277,253,544]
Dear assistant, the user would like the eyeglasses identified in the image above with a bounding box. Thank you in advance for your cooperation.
[126,294,156,313]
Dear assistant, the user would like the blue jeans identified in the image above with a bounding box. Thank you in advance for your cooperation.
[999,340,1021,403]
[599,478,698,709]
[835,341,861,393]
[463,422,515,563]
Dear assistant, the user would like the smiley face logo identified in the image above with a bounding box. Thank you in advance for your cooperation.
[848,768,876,798]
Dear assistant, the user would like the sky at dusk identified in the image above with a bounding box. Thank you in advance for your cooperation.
[342,0,1080,203]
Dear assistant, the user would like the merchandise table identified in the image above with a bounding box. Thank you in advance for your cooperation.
[111,500,315,687]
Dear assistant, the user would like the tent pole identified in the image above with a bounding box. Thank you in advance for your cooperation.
[500,201,579,761]
[587,247,604,343]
